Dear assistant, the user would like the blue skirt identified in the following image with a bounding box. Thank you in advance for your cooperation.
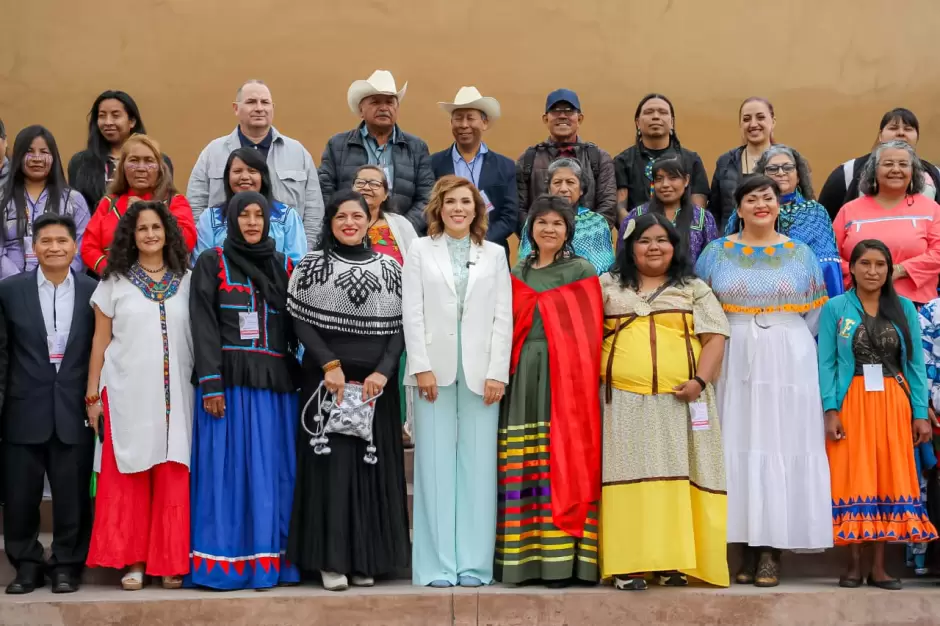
[187,386,300,589]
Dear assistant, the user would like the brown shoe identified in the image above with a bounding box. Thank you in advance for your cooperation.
[735,546,757,584]
[754,550,780,587]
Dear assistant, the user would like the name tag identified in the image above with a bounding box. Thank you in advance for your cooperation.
[239,311,260,340]
[480,190,495,214]
[24,236,36,263]
[863,364,885,392]
[689,401,710,431]
[48,331,68,365]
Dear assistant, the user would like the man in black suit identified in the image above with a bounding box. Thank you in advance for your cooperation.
[0,213,97,594]
[431,87,518,254]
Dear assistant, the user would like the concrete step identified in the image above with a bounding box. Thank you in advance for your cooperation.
[0,530,916,588]
[2,578,940,625]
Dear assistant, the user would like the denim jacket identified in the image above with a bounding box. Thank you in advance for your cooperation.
[817,289,928,419]
[193,201,307,264]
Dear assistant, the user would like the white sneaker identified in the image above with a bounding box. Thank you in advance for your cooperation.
[320,570,349,591]
[350,575,374,587]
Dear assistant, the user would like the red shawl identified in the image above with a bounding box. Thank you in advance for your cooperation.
[510,274,603,538]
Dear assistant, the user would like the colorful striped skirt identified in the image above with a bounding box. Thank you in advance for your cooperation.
[827,376,938,545]
[495,338,599,584]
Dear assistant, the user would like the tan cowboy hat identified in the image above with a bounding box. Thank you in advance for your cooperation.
[347,70,408,115]
[438,86,501,122]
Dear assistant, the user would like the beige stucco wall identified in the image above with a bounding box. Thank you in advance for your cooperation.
[1,0,939,192]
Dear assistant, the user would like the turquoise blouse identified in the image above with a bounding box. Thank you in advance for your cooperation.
[817,289,928,419]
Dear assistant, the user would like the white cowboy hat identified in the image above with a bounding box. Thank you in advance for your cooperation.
[438,86,501,122]
[347,70,408,115]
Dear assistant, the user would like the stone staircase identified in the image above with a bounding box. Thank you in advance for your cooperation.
[1,448,937,625]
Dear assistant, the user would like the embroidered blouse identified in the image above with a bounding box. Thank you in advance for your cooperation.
[91,268,194,473]
[370,223,404,266]
[695,237,828,317]
[445,233,471,314]
[190,247,297,398]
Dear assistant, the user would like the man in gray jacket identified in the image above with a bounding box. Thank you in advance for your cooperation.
[319,70,434,232]
[186,80,324,248]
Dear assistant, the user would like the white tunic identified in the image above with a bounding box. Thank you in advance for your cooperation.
[92,271,195,474]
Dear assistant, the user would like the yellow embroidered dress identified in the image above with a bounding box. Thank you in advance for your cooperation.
[599,275,730,586]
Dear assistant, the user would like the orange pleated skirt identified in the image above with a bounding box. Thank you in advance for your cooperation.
[827,376,938,545]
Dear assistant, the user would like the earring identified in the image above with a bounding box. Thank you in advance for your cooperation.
[873,180,879,194]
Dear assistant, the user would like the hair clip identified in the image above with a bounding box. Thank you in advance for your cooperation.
[622,219,636,241]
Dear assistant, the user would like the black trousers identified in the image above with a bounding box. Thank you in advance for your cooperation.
[2,437,94,574]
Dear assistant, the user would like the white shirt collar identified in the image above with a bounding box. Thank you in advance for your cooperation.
[37,266,74,290]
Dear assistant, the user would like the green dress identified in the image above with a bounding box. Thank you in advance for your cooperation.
[495,255,600,584]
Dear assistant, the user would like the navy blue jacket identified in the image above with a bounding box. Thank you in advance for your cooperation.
[431,146,518,251]
[0,269,97,445]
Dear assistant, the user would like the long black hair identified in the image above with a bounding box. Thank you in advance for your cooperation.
[222,147,274,207]
[520,194,576,279]
[634,93,683,154]
[0,125,70,244]
[103,200,190,279]
[848,239,913,357]
[315,189,370,256]
[85,90,146,160]
[611,212,693,290]
[646,157,695,254]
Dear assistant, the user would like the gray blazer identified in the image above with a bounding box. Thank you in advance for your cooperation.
[186,126,324,248]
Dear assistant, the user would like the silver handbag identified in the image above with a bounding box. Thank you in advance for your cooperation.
[300,381,382,465]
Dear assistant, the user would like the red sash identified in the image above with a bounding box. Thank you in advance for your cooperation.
[510,275,603,538]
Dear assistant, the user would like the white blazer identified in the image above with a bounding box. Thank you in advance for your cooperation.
[402,235,512,395]
[385,212,418,257]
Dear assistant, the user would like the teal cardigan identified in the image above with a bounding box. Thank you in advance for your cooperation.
[817,289,928,419]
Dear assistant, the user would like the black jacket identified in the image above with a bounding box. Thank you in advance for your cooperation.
[67,149,174,211]
[516,139,617,229]
[613,143,710,214]
[708,146,745,232]
[0,270,97,445]
[430,146,518,251]
[819,153,940,220]
[318,124,434,233]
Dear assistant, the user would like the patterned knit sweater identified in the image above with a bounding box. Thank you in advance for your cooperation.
[287,247,402,336]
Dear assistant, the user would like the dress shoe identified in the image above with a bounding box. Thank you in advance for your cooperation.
[51,571,79,594]
[5,569,43,595]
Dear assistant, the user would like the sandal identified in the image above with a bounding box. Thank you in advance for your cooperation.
[161,576,183,589]
[754,550,780,588]
[121,571,144,591]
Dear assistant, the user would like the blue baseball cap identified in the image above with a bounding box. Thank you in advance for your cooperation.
[545,89,581,113]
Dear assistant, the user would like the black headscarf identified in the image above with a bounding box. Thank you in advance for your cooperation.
[222,191,288,311]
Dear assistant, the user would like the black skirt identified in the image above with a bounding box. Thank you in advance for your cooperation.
[287,359,411,577]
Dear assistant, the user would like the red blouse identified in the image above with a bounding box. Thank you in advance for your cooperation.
[368,223,404,266]
[81,192,198,275]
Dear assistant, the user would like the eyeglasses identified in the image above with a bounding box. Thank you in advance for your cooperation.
[548,108,578,117]
[763,163,796,175]
[126,162,159,171]
[353,178,384,190]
